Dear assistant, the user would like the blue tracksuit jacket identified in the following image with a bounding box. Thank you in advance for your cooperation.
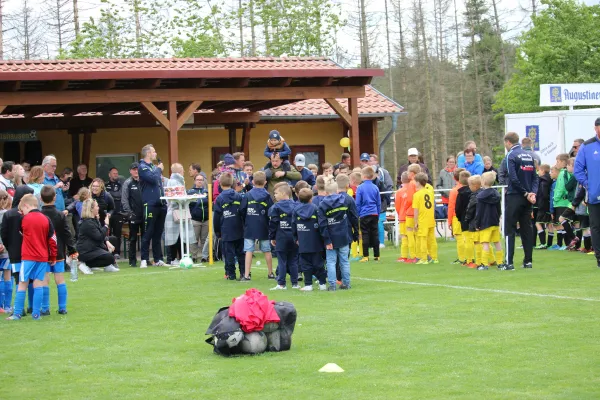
[138,160,165,207]
[505,144,539,196]
[240,187,273,240]
[268,199,297,252]
[355,180,381,217]
[213,189,244,241]
[292,202,323,253]
[317,193,359,248]
[574,135,600,204]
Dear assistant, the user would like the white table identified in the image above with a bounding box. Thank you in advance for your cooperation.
[160,194,205,266]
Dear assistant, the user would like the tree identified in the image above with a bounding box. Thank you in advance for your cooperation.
[44,0,75,54]
[495,0,600,116]
[8,0,45,59]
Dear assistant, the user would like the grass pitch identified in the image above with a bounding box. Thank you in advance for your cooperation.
[2,241,599,399]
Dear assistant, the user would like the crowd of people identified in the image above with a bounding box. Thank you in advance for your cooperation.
[0,123,599,320]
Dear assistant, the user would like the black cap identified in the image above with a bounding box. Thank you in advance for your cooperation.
[595,117,600,126]
[130,162,139,170]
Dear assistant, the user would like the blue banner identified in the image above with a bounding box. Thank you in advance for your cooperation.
[526,125,540,151]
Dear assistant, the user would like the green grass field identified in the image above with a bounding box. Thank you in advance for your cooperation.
[2,241,599,399]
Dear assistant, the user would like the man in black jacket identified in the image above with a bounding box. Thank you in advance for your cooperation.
[105,167,125,259]
[121,163,144,267]
[502,132,539,270]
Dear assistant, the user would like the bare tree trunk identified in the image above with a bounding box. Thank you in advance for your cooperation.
[384,0,398,181]
[395,0,409,168]
[418,0,436,180]
[435,0,449,161]
[249,0,256,56]
[453,0,466,147]
[0,0,4,60]
[470,24,486,150]
[532,0,537,16]
[238,0,244,56]
[490,0,508,82]
[133,0,142,56]
[359,0,369,68]
[73,0,79,35]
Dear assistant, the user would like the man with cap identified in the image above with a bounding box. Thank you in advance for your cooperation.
[360,153,371,168]
[290,154,316,188]
[121,162,144,267]
[574,117,600,269]
[397,148,432,187]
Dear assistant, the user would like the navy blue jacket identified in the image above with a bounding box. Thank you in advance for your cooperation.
[355,180,381,218]
[213,189,244,241]
[138,160,165,207]
[268,199,297,252]
[574,135,600,205]
[465,188,482,232]
[292,202,323,253]
[264,142,292,159]
[535,173,551,215]
[317,193,359,248]
[241,187,273,240]
[312,195,324,209]
[455,185,472,231]
[505,144,539,196]
[187,187,209,222]
[475,188,501,231]
[290,167,316,188]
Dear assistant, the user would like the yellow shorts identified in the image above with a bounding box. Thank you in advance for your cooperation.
[399,222,406,236]
[416,225,434,237]
[451,217,462,235]
[405,217,415,229]
[479,226,500,243]
[469,231,480,242]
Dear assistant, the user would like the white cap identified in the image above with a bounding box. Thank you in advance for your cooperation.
[294,154,306,167]
[408,148,419,156]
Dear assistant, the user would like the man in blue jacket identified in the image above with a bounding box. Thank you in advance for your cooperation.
[502,132,539,271]
[138,144,167,268]
[574,117,600,268]
[291,154,316,188]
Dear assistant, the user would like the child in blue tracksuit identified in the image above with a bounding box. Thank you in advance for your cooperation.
[213,173,245,280]
[269,184,298,290]
[240,171,274,281]
[292,188,327,292]
[355,166,381,261]
[317,181,359,291]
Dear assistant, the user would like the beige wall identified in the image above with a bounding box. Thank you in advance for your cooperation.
[37,120,346,187]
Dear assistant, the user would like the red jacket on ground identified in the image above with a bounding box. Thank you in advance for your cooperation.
[229,289,280,333]
[21,210,57,262]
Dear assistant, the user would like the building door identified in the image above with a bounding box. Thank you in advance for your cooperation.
[290,145,325,172]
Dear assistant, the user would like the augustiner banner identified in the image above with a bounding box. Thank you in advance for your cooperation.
[0,130,38,142]
[540,83,600,107]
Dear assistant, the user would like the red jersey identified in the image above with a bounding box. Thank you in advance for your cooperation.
[395,186,408,222]
[403,181,417,218]
[21,210,57,262]
[447,183,463,225]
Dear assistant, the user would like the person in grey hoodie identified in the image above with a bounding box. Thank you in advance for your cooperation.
[436,156,457,207]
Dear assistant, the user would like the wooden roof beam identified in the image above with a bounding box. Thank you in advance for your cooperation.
[0,81,21,92]
[131,79,162,89]
[90,79,117,90]
[177,101,203,130]
[44,80,69,91]
[325,98,352,127]
[141,101,169,131]
[193,112,260,125]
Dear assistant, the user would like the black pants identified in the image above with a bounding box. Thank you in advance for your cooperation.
[299,252,326,285]
[109,213,124,255]
[505,194,534,265]
[168,238,182,262]
[142,205,166,262]
[84,252,115,268]
[588,203,600,265]
[360,215,380,258]
[276,249,298,286]
[128,221,145,265]
[222,239,244,279]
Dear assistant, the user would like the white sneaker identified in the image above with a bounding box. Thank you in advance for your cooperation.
[170,259,180,266]
[379,243,386,248]
[270,285,287,290]
[78,262,93,275]
[291,285,301,289]
[319,284,327,291]
[140,260,148,269]
[91,268,102,272]
[299,285,313,291]
[155,260,167,267]
[104,265,119,272]
[66,256,72,266]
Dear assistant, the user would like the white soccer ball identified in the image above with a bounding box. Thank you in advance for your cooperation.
[256,261,261,266]
[240,331,268,354]
[179,256,194,269]
[225,331,244,348]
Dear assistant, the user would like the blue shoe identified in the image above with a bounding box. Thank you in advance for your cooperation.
[6,314,21,320]
[547,245,560,250]
[559,246,567,251]
[350,257,361,262]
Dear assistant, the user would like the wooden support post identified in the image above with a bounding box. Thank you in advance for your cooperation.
[0,105,6,114]
[240,123,252,158]
[70,131,80,170]
[168,101,179,164]
[228,126,237,155]
[82,133,92,168]
[324,98,352,127]
[176,101,203,130]
[141,101,169,131]
[349,97,360,167]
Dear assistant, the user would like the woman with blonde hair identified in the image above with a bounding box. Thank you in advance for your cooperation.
[26,166,45,208]
[90,178,114,227]
[13,164,26,186]
[76,199,119,274]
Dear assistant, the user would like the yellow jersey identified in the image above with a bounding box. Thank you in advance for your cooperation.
[412,187,435,229]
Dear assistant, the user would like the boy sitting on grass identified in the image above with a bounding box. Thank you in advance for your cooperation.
[475,171,504,270]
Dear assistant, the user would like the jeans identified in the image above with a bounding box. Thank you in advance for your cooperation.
[378,212,386,245]
[191,220,209,260]
[326,245,350,288]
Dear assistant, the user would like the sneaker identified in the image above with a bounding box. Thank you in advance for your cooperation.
[3,307,12,314]
[91,267,102,272]
[155,260,167,267]
[41,310,51,316]
[291,285,301,289]
[499,264,515,271]
[5,314,21,320]
[567,237,580,249]
[240,276,251,282]
[78,262,93,275]
[327,285,336,291]
[267,273,275,279]
[270,285,287,290]
[336,280,342,285]
[58,309,67,315]
[522,262,533,269]
[429,259,439,264]
[0,307,4,314]
[397,257,408,262]
[318,284,327,291]
[558,246,567,251]
[350,257,361,262]
[170,259,180,266]
[476,265,488,270]
[114,254,121,260]
[466,262,478,268]
[140,260,148,269]
[300,285,313,291]
[379,243,386,249]
[339,284,350,290]
[416,260,429,265]
[104,265,120,272]
[406,258,419,264]
[129,262,137,267]
[374,257,380,261]
[588,250,596,255]
[451,259,463,264]
[547,244,560,250]
[534,244,547,250]
[359,257,369,262]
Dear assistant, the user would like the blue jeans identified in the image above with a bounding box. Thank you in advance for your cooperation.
[378,212,386,245]
[325,245,350,288]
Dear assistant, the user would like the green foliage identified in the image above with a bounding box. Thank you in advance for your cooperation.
[494,0,600,116]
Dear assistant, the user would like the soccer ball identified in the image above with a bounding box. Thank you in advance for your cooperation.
[179,256,194,269]
[240,331,268,354]
[256,261,261,266]
[266,330,281,352]
[224,331,244,348]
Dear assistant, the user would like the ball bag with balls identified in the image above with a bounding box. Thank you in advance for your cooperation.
[240,331,268,355]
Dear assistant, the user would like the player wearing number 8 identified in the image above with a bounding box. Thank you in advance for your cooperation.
[412,173,438,264]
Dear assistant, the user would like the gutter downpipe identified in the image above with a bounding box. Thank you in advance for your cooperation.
[378,113,398,170]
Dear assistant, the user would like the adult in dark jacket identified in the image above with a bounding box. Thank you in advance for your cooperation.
[187,174,210,262]
[68,164,93,198]
[76,199,119,273]
[138,144,167,268]
[105,167,125,257]
[90,178,114,228]
[290,154,316,188]
[397,148,433,187]
[121,163,144,267]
